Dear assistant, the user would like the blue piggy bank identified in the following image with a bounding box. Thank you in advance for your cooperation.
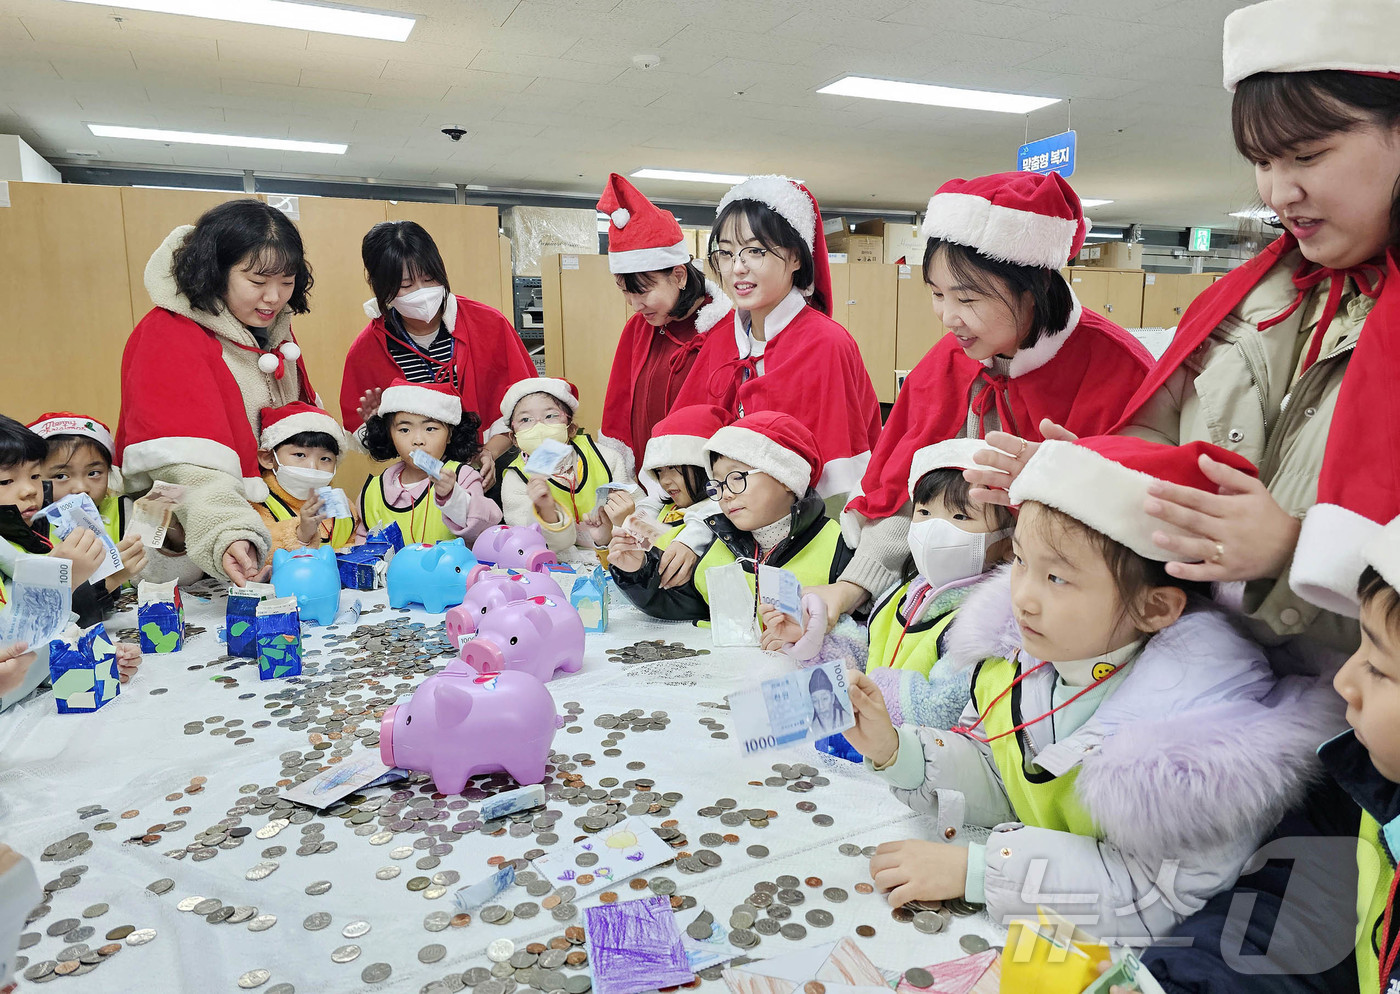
[386,539,477,614]
[271,546,342,626]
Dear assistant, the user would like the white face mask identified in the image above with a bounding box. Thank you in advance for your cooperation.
[394,285,446,324]
[274,457,334,500]
[908,517,1012,591]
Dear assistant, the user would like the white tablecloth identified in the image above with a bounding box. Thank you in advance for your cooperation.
[0,580,1000,992]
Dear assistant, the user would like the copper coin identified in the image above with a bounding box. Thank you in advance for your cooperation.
[854,883,874,894]
[120,810,140,820]
[542,895,561,910]
[723,834,740,844]
[173,806,191,816]
[856,925,876,938]
[804,877,823,888]
[565,951,588,967]
[486,856,505,867]
[450,914,471,928]
[576,874,594,886]
[598,892,618,904]
[186,785,203,794]
[55,962,80,975]
[190,776,207,786]
[670,896,684,909]
[804,984,826,994]
[97,944,121,957]
[164,793,183,802]
[526,942,546,954]
[565,926,585,942]
[629,879,649,890]
[548,938,570,951]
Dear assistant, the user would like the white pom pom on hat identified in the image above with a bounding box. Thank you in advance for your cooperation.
[610,208,631,229]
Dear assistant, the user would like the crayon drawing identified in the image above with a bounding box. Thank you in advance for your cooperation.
[584,895,693,994]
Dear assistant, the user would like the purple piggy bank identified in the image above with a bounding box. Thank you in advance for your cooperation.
[471,524,559,571]
[386,539,478,613]
[459,595,584,683]
[445,571,566,648]
[380,664,557,791]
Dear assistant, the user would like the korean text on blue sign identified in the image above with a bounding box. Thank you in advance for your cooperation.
[1017,130,1076,179]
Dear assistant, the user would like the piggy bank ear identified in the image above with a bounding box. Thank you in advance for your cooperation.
[444,538,464,550]
[316,546,335,563]
[423,547,445,570]
[433,679,474,730]
[465,564,489,588]
[528,523,543,537]
[272,548,290,569]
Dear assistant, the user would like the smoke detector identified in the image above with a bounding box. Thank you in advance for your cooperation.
[632,54,661,70]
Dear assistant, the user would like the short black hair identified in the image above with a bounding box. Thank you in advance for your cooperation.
[618,263,708,321]
[362,412,483,466]
[1359,564,1400,637]
[172,199,313,316]
[274,431,341,458]
[362,221,452,318]
[42,434,113,467]
[654,463,708,507]
[923,239,1073,348]
[708,199,827,315]
[0,415,48,469]
[902,467,1015,581]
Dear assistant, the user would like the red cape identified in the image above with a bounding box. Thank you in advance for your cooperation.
[600,309,700,475]
[672,304,881,498]
[339,295,535,435]
[849,305,1153,520]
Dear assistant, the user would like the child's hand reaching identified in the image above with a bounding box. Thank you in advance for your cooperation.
[657,542,698,589]
[432,469,457,501]
[51,530,105,586]
[106,533,149,590]
[295,492,326,546]
[845,670,899,767]
[528,477,560,523]
[578,510,612,547]
[607,534,646,574]
[115,643,141,684]
[869,839,969,907]
[603,492,635,527]
[759,604,804,652]
[0,642,38,698]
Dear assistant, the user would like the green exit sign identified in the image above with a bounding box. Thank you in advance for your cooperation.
[1189,227,1213,252]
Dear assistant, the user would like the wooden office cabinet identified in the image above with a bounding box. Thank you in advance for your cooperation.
[1065,267,1145,328]
[1141,273,1218,328]
[895,265,942,378]
[830,263,898,403]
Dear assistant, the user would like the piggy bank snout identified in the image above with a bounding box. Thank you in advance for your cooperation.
[379,704,400,766]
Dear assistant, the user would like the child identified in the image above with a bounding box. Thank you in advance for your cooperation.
[582,404,727,588]
[498,377,632,554]
[358,379,500,545]
[844,436,1338,941]
[609,411,852,624]
[254,402,352,552]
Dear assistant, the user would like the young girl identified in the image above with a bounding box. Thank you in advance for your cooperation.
[672,176,881,502]
[582,404,727,588]
[358,379,500,545]
[596,174,732,475]
[253,402,352,553]
[499,377,631,554]
[609,411,852,623]
[818,171,1152,627]
[845,435,1338,940]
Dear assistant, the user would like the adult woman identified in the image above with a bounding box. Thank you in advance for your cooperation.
[966,0,1400,657]
[339,221,535,489]
[115,199,317,584]
[596,173,732,475]
[672,175,881,502]
[810,173,1152,623]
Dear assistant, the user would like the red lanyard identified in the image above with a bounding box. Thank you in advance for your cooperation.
[952,651,1124,744]
[889,585,935,664]
[1379,863,1400,991]
[1257,260,1385,375]
[385,326,459,390]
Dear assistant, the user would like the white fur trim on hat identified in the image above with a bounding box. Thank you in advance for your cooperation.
[716,175,816,249]
[1289,503,1384,618]
[499,377,579,422]
[607,237,692,275]
[378,383,463,426]
[908,439,997,499]
[922,191,1081,270]
[643,434,709,475]
[704,424,812,498]
[1010,439,1182,562]
[694,279,734,333]
[259,410,347,453]
[1223,0,1400,91]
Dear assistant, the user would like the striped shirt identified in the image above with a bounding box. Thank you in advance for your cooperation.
[385,313,455,383]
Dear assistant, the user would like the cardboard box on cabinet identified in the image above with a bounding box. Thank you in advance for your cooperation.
[826,232,882,263]
[1078,241,1142,269]
[852,220,926,266]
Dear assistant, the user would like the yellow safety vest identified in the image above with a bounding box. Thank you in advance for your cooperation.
[868,581,959,676]
[264,485,353,547]
[1356,812,1396,994]
[971,655,1100,837]
[693,518,843,604]
[504,434,614,524]
[97,492,125,548]
[360,461,463,546]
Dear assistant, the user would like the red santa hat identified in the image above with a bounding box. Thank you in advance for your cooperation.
[258,402,348,453]
[715,175,833,317]
[598,173,691,274]
[1364,516,1400,598]
[703,410,822,498]
[1010,436,1259,562]
[500,376,580,423]
[377,378,463,426]
[907,439,999,500]
[27,411,122,492]
[640,404,732,493]
[1223,0,1400,91]
[921,171,1089,271]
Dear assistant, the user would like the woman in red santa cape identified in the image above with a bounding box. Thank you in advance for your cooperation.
[966,0,1400,660]
[596,173,733,477]
[671,175,882,506]
[808,171,1152,623]
[115,199,319,585]
[339,220,536,491]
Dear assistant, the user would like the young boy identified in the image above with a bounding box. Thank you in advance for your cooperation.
[254,403,352,552]
[609,411,852,623]
[498,377,632,554]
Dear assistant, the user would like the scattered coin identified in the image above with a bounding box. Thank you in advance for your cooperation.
[904,968,935,990]
[330,944,361,964]
[418,943,447,964]
[960,934,991,955]
[125,928,157,946]
[342,920,371,939]
[855,925,876,938]
[238,969,271,989]
[362,962,392,984]
[486,938,515,963]
[303,912,332,932]
[913,911,945,935]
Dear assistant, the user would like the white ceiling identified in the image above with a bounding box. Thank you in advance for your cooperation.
[0,0,1265,227]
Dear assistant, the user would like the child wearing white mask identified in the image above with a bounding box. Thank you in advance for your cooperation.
[254,403,354,553]
[864,439,1013,730]
[499,377,632,554]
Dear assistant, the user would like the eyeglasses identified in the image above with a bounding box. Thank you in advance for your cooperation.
[705,469,766,499]
[708,247,771,271]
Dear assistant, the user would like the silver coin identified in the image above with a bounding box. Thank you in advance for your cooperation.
[423,911,451,932]
[247,914,278,932]
[305,880,333,896]
[509,950,537,970]
[551,904,577,921]
[513,901,539,919]
[805,909,834,928]
[960,934,991,955]
[419,943,447,964]
[753,917,781,936]
[727,928,757,948]
[303,912,332,931]
[375,866,401,881]
[904,968,935,990]
[331,944,361,964]
[229,907,257,924]
[125,928,157,946]
[175,898,202,914]
[342,920,371,939]
[463,967,493,986]
[913,911,944,935]
[238,969,271,989]
[206,906,236,924]
[255,820,288,840]
[780,923,807,941]
[729,909,755,930]
[823,887,849,903]
[423,885,448,900]
[193,899,222,916]
[362,962,392,984]
[266,985,295,994]
[146,879,175,895]
[486,938,515,963]
[538,949,567,970]
[477,981,507,994]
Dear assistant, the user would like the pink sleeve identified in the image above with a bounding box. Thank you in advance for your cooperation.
[437,464,503,545]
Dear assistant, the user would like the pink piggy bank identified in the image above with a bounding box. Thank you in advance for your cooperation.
[380,663,557,791]
[459,595,584,683]
[445,571,566,649]
[472,524,559,571]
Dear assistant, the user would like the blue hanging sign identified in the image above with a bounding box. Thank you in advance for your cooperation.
[1017,130,1076,178]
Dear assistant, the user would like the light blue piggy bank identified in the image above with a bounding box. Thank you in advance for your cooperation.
[386,539,478,614]
[271,546,342,626]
